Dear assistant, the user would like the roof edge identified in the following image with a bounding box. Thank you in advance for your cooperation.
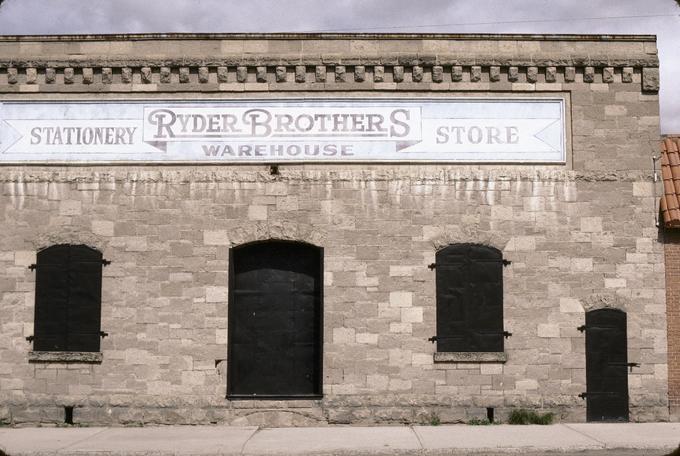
[0,33,659,42]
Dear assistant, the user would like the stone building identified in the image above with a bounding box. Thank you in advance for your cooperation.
[0,33,669,425]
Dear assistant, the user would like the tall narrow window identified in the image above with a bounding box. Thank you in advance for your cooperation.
[32,244,105,352]
[435,243,505,353]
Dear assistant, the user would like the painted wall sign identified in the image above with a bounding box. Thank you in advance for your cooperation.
[0,98,565,163]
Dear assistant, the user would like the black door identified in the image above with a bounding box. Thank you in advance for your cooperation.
[584,308,629,422]
[228,240,322,398]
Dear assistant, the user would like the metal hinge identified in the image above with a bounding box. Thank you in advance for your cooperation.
[28,264,37,271]
[577,325,587,332]
[578,392,587,399]
[102,259,111,266]
[428,336,437,343]
[100,331,109,338]
[25,335,34,342]
[502,259,512,266]
[428,263,436,270]
[503,331,513,338]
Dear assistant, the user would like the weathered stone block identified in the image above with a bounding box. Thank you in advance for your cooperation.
[489,66,500,82]
[545,66,556,83]
[179,66,190,83]
[25,67,37,84]
[602,67,614,83]
[7,67,17,84]
[82,67,93,84]
[159,67,171,83]
[622,67,633,83]
[141,67,152,83]
[412,65,423,82]
[64,67,74,84]
[236,66,247,83]
[315,65,326,82]
[296,65,306,83]
[217,66,228,82]
[198,66,209,83]
[432,65,443,83]
[354,65,365,82]
[373,65,384,82]
[642,67,659,92]
[508,66,519,82]
[470,65,482,82]
[451,65,463,82]
[565,66,575,82]
[101,67,112,84]
[583,66,595,83]
[335,65,346,82]
[526,66,538,83]
[45,67,56,84]
[393,65,404,82]
[121,67,132,83]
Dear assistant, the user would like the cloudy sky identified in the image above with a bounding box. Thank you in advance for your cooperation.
[0,0,678,133]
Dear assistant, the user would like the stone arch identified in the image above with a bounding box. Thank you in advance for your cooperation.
[32,228,108,253]
[581,293,629,313]
[227,221,326,248]
[428,226,508,253]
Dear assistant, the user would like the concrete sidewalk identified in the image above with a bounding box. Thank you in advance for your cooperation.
[0,423,679,455]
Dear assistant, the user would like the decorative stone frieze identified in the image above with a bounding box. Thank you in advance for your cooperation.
[0,62,659,92]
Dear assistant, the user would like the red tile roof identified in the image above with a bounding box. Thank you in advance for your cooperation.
[660,137,680,228]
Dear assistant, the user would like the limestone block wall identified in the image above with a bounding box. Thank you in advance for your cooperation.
[0,34,668,425]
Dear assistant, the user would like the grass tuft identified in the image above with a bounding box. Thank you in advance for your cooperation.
[508,408,554,425]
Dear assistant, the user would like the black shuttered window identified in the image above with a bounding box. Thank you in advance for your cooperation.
[33,244,104,352]
[435,244,505,352]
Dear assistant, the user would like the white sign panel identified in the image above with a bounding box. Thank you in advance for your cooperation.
[0,98,565,163]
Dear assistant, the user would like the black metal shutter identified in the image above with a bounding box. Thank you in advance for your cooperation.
[67,245,103,352]
[436,244,504,352]
[33,244,103,352]
[33,245,70,351]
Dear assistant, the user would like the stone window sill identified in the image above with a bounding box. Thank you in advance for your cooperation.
[434,352,507,363]
[28,351,103,363]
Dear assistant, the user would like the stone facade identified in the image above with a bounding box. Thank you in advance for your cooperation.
[0,34,669,425]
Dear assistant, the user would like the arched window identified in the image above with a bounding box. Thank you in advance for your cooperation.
[434,243,506,353]
[31,244,106,352]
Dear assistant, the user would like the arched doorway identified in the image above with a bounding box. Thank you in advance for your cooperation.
[227,240,323,398]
